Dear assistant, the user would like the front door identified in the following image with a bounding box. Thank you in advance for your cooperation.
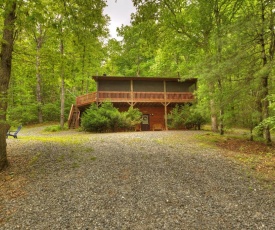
[141,114,150,131]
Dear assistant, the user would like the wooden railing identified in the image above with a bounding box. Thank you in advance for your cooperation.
[98,91,131,102]
[76,92,97,106]
[76,91,194,107]
[133,92,164,102]
[166,92,194,101]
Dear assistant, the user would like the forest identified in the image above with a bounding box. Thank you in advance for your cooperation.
[1,0,275,169]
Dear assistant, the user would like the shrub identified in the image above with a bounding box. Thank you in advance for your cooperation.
[44,125,68,132]
[168,104,189,129]
[81,103,111,132]
[120,107,142,130]
[168,104,206,130]
[185,110,207,130]
[81,102,142,132]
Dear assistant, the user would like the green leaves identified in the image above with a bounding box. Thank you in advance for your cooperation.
[81,102,142,132]
[7,0,108,125]
[168,104,207,130]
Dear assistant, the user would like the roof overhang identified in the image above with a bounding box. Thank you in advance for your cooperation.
[92,76,197,83]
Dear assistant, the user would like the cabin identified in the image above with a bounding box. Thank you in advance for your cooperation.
[68,76,197,131]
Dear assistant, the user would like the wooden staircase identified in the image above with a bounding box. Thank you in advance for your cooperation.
[68,104,80,129]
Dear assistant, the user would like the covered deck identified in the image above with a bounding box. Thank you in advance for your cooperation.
[76,91,195,108]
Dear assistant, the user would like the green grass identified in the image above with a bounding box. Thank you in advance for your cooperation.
[43,125,67,132]
[21,136,89,145]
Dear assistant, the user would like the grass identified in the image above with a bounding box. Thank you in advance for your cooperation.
[20,136,88,145]
[10,128,97,174]
[43,125,67,132]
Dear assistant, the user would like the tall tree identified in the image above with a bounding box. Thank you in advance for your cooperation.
[0,0,17,170]
[49,0,107,128]
[256,0,274,143]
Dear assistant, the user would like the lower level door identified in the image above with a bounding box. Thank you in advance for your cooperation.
[141,114,150,131]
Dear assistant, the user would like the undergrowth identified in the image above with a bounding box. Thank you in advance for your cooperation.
[43,125,68,132]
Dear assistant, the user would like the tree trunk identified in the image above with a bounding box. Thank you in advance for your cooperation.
[214,1,224,135]
[261,75,271,143]
[210,99,218,132]
[219,109,224,135]
[0,1,17,170]
[81,45,86,94]
[259,0,271,144]
[36,25,44,123]
[60,39,65,128]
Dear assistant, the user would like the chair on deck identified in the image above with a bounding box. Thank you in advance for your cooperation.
[7,125,22,139]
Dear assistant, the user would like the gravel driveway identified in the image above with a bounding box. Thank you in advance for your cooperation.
[1,129,275,229]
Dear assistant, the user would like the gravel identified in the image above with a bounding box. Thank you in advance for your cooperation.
[1,129,275,229]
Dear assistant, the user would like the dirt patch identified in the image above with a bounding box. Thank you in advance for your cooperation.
[0,154,30,224]
[198,134,275,184]
[216,138,275,155]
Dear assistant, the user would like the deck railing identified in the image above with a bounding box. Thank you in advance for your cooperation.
[76,92,97,106]
[76,91,194,107]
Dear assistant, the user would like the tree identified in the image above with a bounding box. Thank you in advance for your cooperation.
[255,0,274,143]
[7,0,108,127]
[0,0,17,170]
[48,0,107,128]
[1,0,108,170]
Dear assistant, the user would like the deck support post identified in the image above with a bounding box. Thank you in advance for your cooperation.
[164,103,168,131]
[96,81,99,107]
[164,80,168,131]
[130,80,134,107]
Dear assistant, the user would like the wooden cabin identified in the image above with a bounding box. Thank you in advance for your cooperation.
[68,76,197,131]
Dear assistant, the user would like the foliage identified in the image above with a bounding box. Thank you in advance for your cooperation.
[7,100,70,125]
[168,104,189,129]
[6,0,108,126]
[109,0,275,142]
[81,102,142,132]
[120,107,143,130]
[43,125,68,132]
[81,103,110,132]
[7,104,38,125]
[168,104,207,130]
[252,95,275,138]
[41,103,60,122]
